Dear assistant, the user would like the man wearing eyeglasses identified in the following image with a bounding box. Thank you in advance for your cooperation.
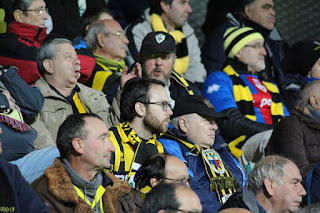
[134,154,190,198]
[202,27,289,167]
[0,0,49,85]
[84,19,135,104]
[108,77,172,187]
[159,95,246,213]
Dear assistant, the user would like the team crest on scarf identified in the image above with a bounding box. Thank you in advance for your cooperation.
[202,149,226,175]
[155,33,165,43]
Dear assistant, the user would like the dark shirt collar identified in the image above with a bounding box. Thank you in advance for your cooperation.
[49,84,80,99]
[242,18,271,39]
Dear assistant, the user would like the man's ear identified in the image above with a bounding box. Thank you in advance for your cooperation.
[72,138,84,155]
[178,117,188,134]
[310,95,320,109]
[160,1,170,14]
[150,177,161,188]
[43,59,54,74]
[135,102,146,117]
[97,33,105,48]
[234,51,242,61]
[13,9,23,23]
[264,177,275,196]
[244,5,252,19]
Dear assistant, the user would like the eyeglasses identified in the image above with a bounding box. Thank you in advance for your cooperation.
[140,101,172,111]
[23,8,48,15]
[163,177,191,185]
[245,43,265,50]
[109,31,126,40]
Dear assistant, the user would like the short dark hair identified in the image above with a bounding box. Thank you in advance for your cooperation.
[134,153,168,190]
[80,7,112,38]
[237,0,258,16]
[149,0,174,15]
[56,113,102,159]
[120,77,165,122]
[141,182,182,213]
[37,38,72,76]
[3,0,34,23]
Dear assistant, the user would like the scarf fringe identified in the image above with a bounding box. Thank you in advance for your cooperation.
[0,114,31,132]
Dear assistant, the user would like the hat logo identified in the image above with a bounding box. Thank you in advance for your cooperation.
[203,98,214,108]
[155,34,166,44]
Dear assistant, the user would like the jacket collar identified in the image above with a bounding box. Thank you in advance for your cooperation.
[44,158,132,213]
[7,21,47,48]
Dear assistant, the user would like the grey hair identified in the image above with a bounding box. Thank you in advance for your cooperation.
[37,38,72,76]
[247,155,291,194]
[299,80,320,102]
[84,21,109,51]
[171,114,193,130]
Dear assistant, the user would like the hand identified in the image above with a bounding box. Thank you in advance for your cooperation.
[120,63,142,89]
[2,90,18,111]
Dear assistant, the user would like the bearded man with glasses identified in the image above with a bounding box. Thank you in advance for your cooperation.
[0,0,49,85]
[108,77,172,187]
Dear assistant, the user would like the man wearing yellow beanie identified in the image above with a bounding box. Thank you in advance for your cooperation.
[201,27,289,169]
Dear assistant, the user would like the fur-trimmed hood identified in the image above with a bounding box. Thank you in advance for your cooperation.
[33,158,135,213]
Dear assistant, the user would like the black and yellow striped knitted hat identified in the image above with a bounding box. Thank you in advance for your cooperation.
[223,27,264,59]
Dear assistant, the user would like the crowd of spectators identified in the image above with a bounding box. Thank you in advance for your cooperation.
[0,0,319,212]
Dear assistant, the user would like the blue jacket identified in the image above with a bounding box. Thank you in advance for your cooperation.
[159,124,246,213]
[0,160,49,212]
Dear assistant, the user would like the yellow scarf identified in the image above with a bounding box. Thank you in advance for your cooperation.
[150,13,189,75]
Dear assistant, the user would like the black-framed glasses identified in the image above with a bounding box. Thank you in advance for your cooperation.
[163,177,191,185]
[140,101,172,111]
[245,43,265,50]
[23,8,48,15]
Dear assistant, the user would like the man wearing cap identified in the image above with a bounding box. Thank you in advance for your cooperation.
[107,31,201,107]
[202,0,287,87]
[159,95,246,213]
[139,31,201,107]
[201,27,289,164]
[125,0,207,84]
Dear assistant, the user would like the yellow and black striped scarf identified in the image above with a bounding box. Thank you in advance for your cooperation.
[109,121,164,187]
[150,13,189,75]
[223,65,285,159]
[91,54,125,92]
[162,130,239,203]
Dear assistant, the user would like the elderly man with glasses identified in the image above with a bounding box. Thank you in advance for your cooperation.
[202,27,289,168]
[0,0,49,85]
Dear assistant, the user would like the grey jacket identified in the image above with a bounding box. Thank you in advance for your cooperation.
[125,9,207,83]
[31,77,120,149]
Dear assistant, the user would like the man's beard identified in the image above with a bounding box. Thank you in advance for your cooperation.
[142,67,172,85]
[143,111,168,135]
